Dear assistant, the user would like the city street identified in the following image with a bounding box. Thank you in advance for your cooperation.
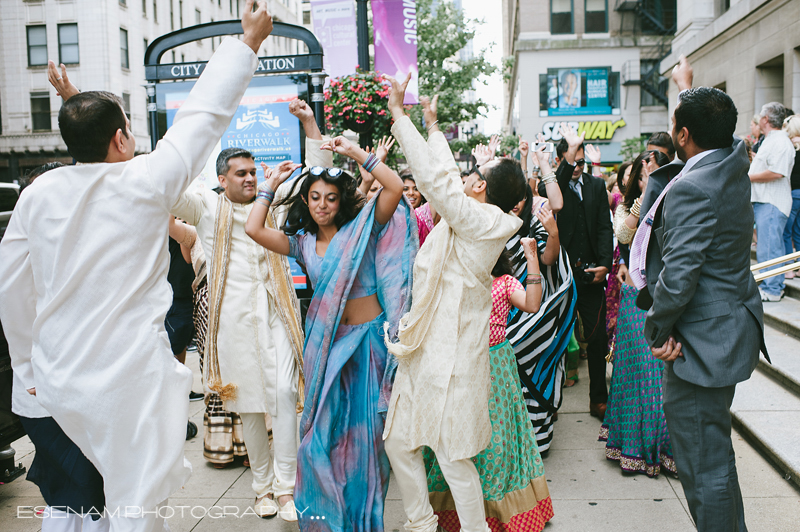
[2,354,798,532]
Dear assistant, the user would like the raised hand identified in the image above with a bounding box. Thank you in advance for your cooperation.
[289,99,315,122]
[375,136,396,163]
[472,144,493,167]
[488,134,501,157]
[558,123,585,164]
[519,138,530,159]
[672,55,693,92]
[321,136,364,162]
[421,95,439,132]
[535,206,558,236]
[241,0,274,55]
[386,73,412,120]
[532,143,553,175]
[520,237,539,261]
[585,144,602,165]
[262,160,301,190]
[48,61,80,100]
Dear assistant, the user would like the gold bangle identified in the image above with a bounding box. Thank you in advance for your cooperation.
[630,198,642,218]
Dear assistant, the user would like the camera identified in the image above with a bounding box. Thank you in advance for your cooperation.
[575,260,596,284]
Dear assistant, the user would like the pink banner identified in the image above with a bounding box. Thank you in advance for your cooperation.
[310,0,359,80]
[372,0,419,104]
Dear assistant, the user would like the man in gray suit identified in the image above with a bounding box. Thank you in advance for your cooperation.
[636,59,767,531]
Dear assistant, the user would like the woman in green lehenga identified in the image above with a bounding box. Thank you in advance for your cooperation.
[425,224,555,532]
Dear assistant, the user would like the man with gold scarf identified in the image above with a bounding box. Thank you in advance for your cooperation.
[170,105,329,521]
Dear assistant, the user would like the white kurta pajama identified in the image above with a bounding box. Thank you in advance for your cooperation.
[0,38,259,532]
[384,117,522,532]
[169,137,329,500]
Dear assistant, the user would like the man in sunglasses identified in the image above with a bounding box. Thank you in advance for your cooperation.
[169,100,329,522]
[538,124,614,421]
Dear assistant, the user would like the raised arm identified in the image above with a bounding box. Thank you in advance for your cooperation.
[535,206,561,266]
[321,135,404,225]
[245,160,301,255]
[532,138,562,213]
[509,237,544,313]
[145,2,272,209]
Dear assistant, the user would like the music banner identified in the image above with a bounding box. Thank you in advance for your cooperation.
[372,0,419,104]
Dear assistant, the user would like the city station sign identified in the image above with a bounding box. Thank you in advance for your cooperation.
[147,54,318,81]
[541,119,626,141]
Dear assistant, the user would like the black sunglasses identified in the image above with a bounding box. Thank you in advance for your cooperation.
[472,165,485,181]
[574,159,586,166]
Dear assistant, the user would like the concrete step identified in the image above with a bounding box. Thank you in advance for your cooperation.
[761,295,800,341]
[760,327,800,397]
[731,367,800,490]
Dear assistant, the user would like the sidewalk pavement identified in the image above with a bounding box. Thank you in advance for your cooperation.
[1,354,798,531]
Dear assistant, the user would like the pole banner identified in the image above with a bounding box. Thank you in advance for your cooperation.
[310,0,359,80]
[372,0,419,104]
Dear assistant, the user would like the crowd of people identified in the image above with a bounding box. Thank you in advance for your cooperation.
[0,3,789,532]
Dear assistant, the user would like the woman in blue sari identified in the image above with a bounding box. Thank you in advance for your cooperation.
[245,139,416,532]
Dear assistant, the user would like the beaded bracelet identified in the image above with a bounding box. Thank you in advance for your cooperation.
[526,278,542,285]
[540,172,557,185]
[362,152,380,173]
[256,187,275,204]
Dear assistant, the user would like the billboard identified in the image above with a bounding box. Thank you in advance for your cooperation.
[156,74,310,290]
[540,67,616,116]
[372,0,419,104]
[310,0,359,79]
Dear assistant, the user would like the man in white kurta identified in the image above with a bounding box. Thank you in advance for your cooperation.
[169,137,329,518]
[383,112,523,531]
[0,10,273,530]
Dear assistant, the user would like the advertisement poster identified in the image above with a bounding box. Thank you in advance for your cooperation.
[544,67,612,116]
[372,0,419,104]
[310,0,359,80]
[156,75,309,289]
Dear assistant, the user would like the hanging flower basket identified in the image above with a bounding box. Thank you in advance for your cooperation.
[324,72,393,140]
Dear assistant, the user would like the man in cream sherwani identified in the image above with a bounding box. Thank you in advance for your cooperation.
[169,101,330,521]
[383,79,526,532]
[0,3,275,531]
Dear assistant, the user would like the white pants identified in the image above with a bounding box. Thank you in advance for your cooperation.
[106,499,170,532]
[42,507,110,532]
[384,390,491,532]
[239,313,299,499]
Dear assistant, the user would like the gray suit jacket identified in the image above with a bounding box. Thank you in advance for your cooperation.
[642,141,768,387]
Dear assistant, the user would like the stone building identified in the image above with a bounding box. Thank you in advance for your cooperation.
[0,0,304,183]
[501,0,677,165]
[660,0,800,137]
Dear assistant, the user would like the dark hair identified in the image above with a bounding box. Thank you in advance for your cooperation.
[492,249,514,278]
[647,132,675,158]
[402,175,427,206]
[515,184,534,237]
[276,169,365,235]
[556,138,584,160]
[216,148,253,176]
[22,162,64,190]
[483,157,527,213]
[623,150,669,209]
[58,91,128,162]
[674,87,737,150]
[615,161,632,194]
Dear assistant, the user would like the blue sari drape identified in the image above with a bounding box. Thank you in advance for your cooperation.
[296,193,416,532]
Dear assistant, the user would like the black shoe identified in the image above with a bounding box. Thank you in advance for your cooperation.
[187,340,198,352]
[189,391,204,402]
[186,421,198,440]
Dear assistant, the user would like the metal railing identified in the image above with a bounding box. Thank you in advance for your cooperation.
[751,251,800,282]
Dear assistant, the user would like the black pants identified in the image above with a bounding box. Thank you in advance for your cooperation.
[575,282,609,404]
[18,416,105,517]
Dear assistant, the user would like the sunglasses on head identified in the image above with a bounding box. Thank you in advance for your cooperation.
[309,166,344,178]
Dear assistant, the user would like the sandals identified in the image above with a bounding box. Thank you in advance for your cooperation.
[564,373,579,388]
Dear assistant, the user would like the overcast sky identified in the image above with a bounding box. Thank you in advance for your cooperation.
[460,0,504,135]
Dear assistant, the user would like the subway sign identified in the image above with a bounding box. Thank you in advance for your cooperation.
[541,119,626,141]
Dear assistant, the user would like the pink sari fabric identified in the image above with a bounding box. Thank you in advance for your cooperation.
[415,203,434,247]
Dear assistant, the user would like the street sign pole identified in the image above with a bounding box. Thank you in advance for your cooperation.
[356,0,370,72]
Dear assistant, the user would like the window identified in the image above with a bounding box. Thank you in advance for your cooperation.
[120,28,129,69]
[30,93,51,131]
[195,9,201,24]
[58,24,79,65]
[120,0,127,5]
[143,0,147,16]
[551,0,573,34]
[172,50,176,62]
[154,0,158,23]
[640,60,664,106]
[170,0,174,29]
[585,0,607,33]
[144,38,149,56]
[303,10,310,25]
[27,26,48,67]
[230,0,233,13]
[122,93,131,121]
[179,0,184,28]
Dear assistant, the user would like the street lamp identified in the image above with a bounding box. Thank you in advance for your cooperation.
[356,0,370,71]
